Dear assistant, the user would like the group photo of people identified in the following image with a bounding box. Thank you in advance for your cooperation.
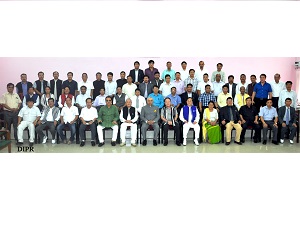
[0,59,299,151]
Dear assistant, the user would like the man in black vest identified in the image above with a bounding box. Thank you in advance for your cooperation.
[93,72,105,100]
[50,71,62,101]
[180,83,199,108]
[22,87,40,108]
[129,61,145,86]
[113,86,128,112]
[116,71,127,88]
[119,98,139,147]
[16,73,33,101]
[33,71,49,97]
[139,75,153,99]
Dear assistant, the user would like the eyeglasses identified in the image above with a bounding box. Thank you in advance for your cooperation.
[106,100,112,102]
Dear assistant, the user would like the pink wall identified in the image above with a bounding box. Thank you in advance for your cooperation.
[0,57,297,97]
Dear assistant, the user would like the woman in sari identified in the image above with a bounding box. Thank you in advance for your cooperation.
[202,101,221,144]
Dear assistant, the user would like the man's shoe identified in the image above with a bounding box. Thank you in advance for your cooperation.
[194,139,199,146]
[91,141,95,146]
[234,141,242,145]
[254,138,258,143]
[280,139,284,144]
[142,140,147,146]
[120,142,126,147]
[29,142,34,147]
[42,136,48,144]
[131,143,137,147]
[153,140,157,146]
[63,140,67,144]
[183,139,187,146]
[51,139,56,144]
[98,142,104,147]
[80,141,85,147]
[290,140,294,144]
[111,141,116,146]
[16,142,23,146]
[176,142,181,146]
[263,140,267,145]
[272,140,279,145]
[67,140,71,145]
[240,138,245,143]
[163,141,168,146]
[225,142,230,145]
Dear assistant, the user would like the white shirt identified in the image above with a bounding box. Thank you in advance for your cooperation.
[78,80,94,97]
[179,69,189,81]
[58,95,75,108]
[179,106,200,123]
[195,67,209,82]
[236,82,249,94]
[120,107,139,123]
[228,83,233,96]
[270,81,285,97]
[43,107,60,122]
[159,82,173,98]
[18,106,41,122]
[93,94,107,107]
[105,81,117,96]
[79,106,98,121]
[122,83,137,98]
[278,90,297,108]
[60,105,79,124]
[130,95,146,113]
[203,108,218,122]
[134,70,139,83]
[22,95,40,107]
[197,81,214,94]
[75,93,90,107]
[212,81,225,97]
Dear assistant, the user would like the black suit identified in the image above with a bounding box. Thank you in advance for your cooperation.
[225,83,237,99]
[50,79,62,101]
[278,106,297,140]
[150,79,163,89]
[180,92,199,107]
[129,69,144,84]
[139,82,153,98]
[220,105,240,124]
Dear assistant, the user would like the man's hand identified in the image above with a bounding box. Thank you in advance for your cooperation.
[125,120,132,123]
[38,120,42,125]
[112,121,118,125]
[241,119,246,124]
[254,120,258,124]
[263,122,268,128]
[293,123,297,128]
[70,120,74,125]
[33,121,37,126]
[193,121,197,125]
[238,120,242,125]
[221,120,226,125]
[273,123,278,128]
[98,120,102,124]
[210,121,216,126]
[82,121,87,125]
[199,108,202,113]
[168,121,172,125]
[282,122,286,127]
[54,121,57,126]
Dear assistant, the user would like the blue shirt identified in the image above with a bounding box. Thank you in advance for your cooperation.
[199,93,216,107]
[166,94,181,107]
[148,93,164,109]
[259,106,278,120]
[254,82,272,99]
[22,83,28,97]
[62,80,78,96]
[161,69,176,81]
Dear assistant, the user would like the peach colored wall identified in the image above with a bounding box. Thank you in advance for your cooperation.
[0,57,297,97]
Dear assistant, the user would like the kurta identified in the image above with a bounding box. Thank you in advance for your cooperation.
[98,105,119,128]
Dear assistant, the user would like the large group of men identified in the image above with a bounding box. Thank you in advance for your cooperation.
[0,60,298,148]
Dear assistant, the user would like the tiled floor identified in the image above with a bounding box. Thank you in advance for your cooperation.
[2,138,300,153]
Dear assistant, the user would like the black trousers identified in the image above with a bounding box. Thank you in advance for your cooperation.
[241,120,261,141]
[79,122,97,141]
[272,97,279,109]
[162,122,180,144]
[36,122,56,139]
[3,110,18,140]
[254,97,267,111]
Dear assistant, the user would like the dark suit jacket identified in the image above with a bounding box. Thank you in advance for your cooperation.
[150,79,163,89]
[278,106,296,124]
[139,82,153,97]
[180,92,199,107]
[50,79,62,100]
[129,69,144,84]
[225,83,237,99]
[220,105,240,124]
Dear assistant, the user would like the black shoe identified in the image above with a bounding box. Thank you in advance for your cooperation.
[254,138,258,143]
[234,141,242,145]
[272,140,279,145]
[263,140,267,145]
[225,142,230,145]
[80,141,85,147]
[240,138,245,143]
[98,142,104,147]
[142,140,147,146]
[153,140,157,146]
[111,141,116,146]
[163,141,168,146]
[16,142,23,146]
[91,141,95,146]
[176,142,181,146]
[29,142,34,147]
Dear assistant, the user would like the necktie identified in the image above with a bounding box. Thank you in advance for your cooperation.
[286,108,290,125]
[136,96,139,108]
[145,84,148,98]
[54,80,57,100]
[229,107,234,121]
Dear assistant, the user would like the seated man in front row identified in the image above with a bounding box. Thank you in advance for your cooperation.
[259,99,278,145]
[17,98,41,147]
[79,98,98,147]
[219,97,242,145]
[97,96,119,147]
[119,98,138,147]
[278,97,297,144]
[140,97,160,146]
[36,98,60,144]
[57,97,79,144]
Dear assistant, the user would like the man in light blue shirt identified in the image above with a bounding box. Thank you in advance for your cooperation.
[161,61,176,81]
[167,87,181,110]
[148,85,164,109]
[259,99,278,145]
